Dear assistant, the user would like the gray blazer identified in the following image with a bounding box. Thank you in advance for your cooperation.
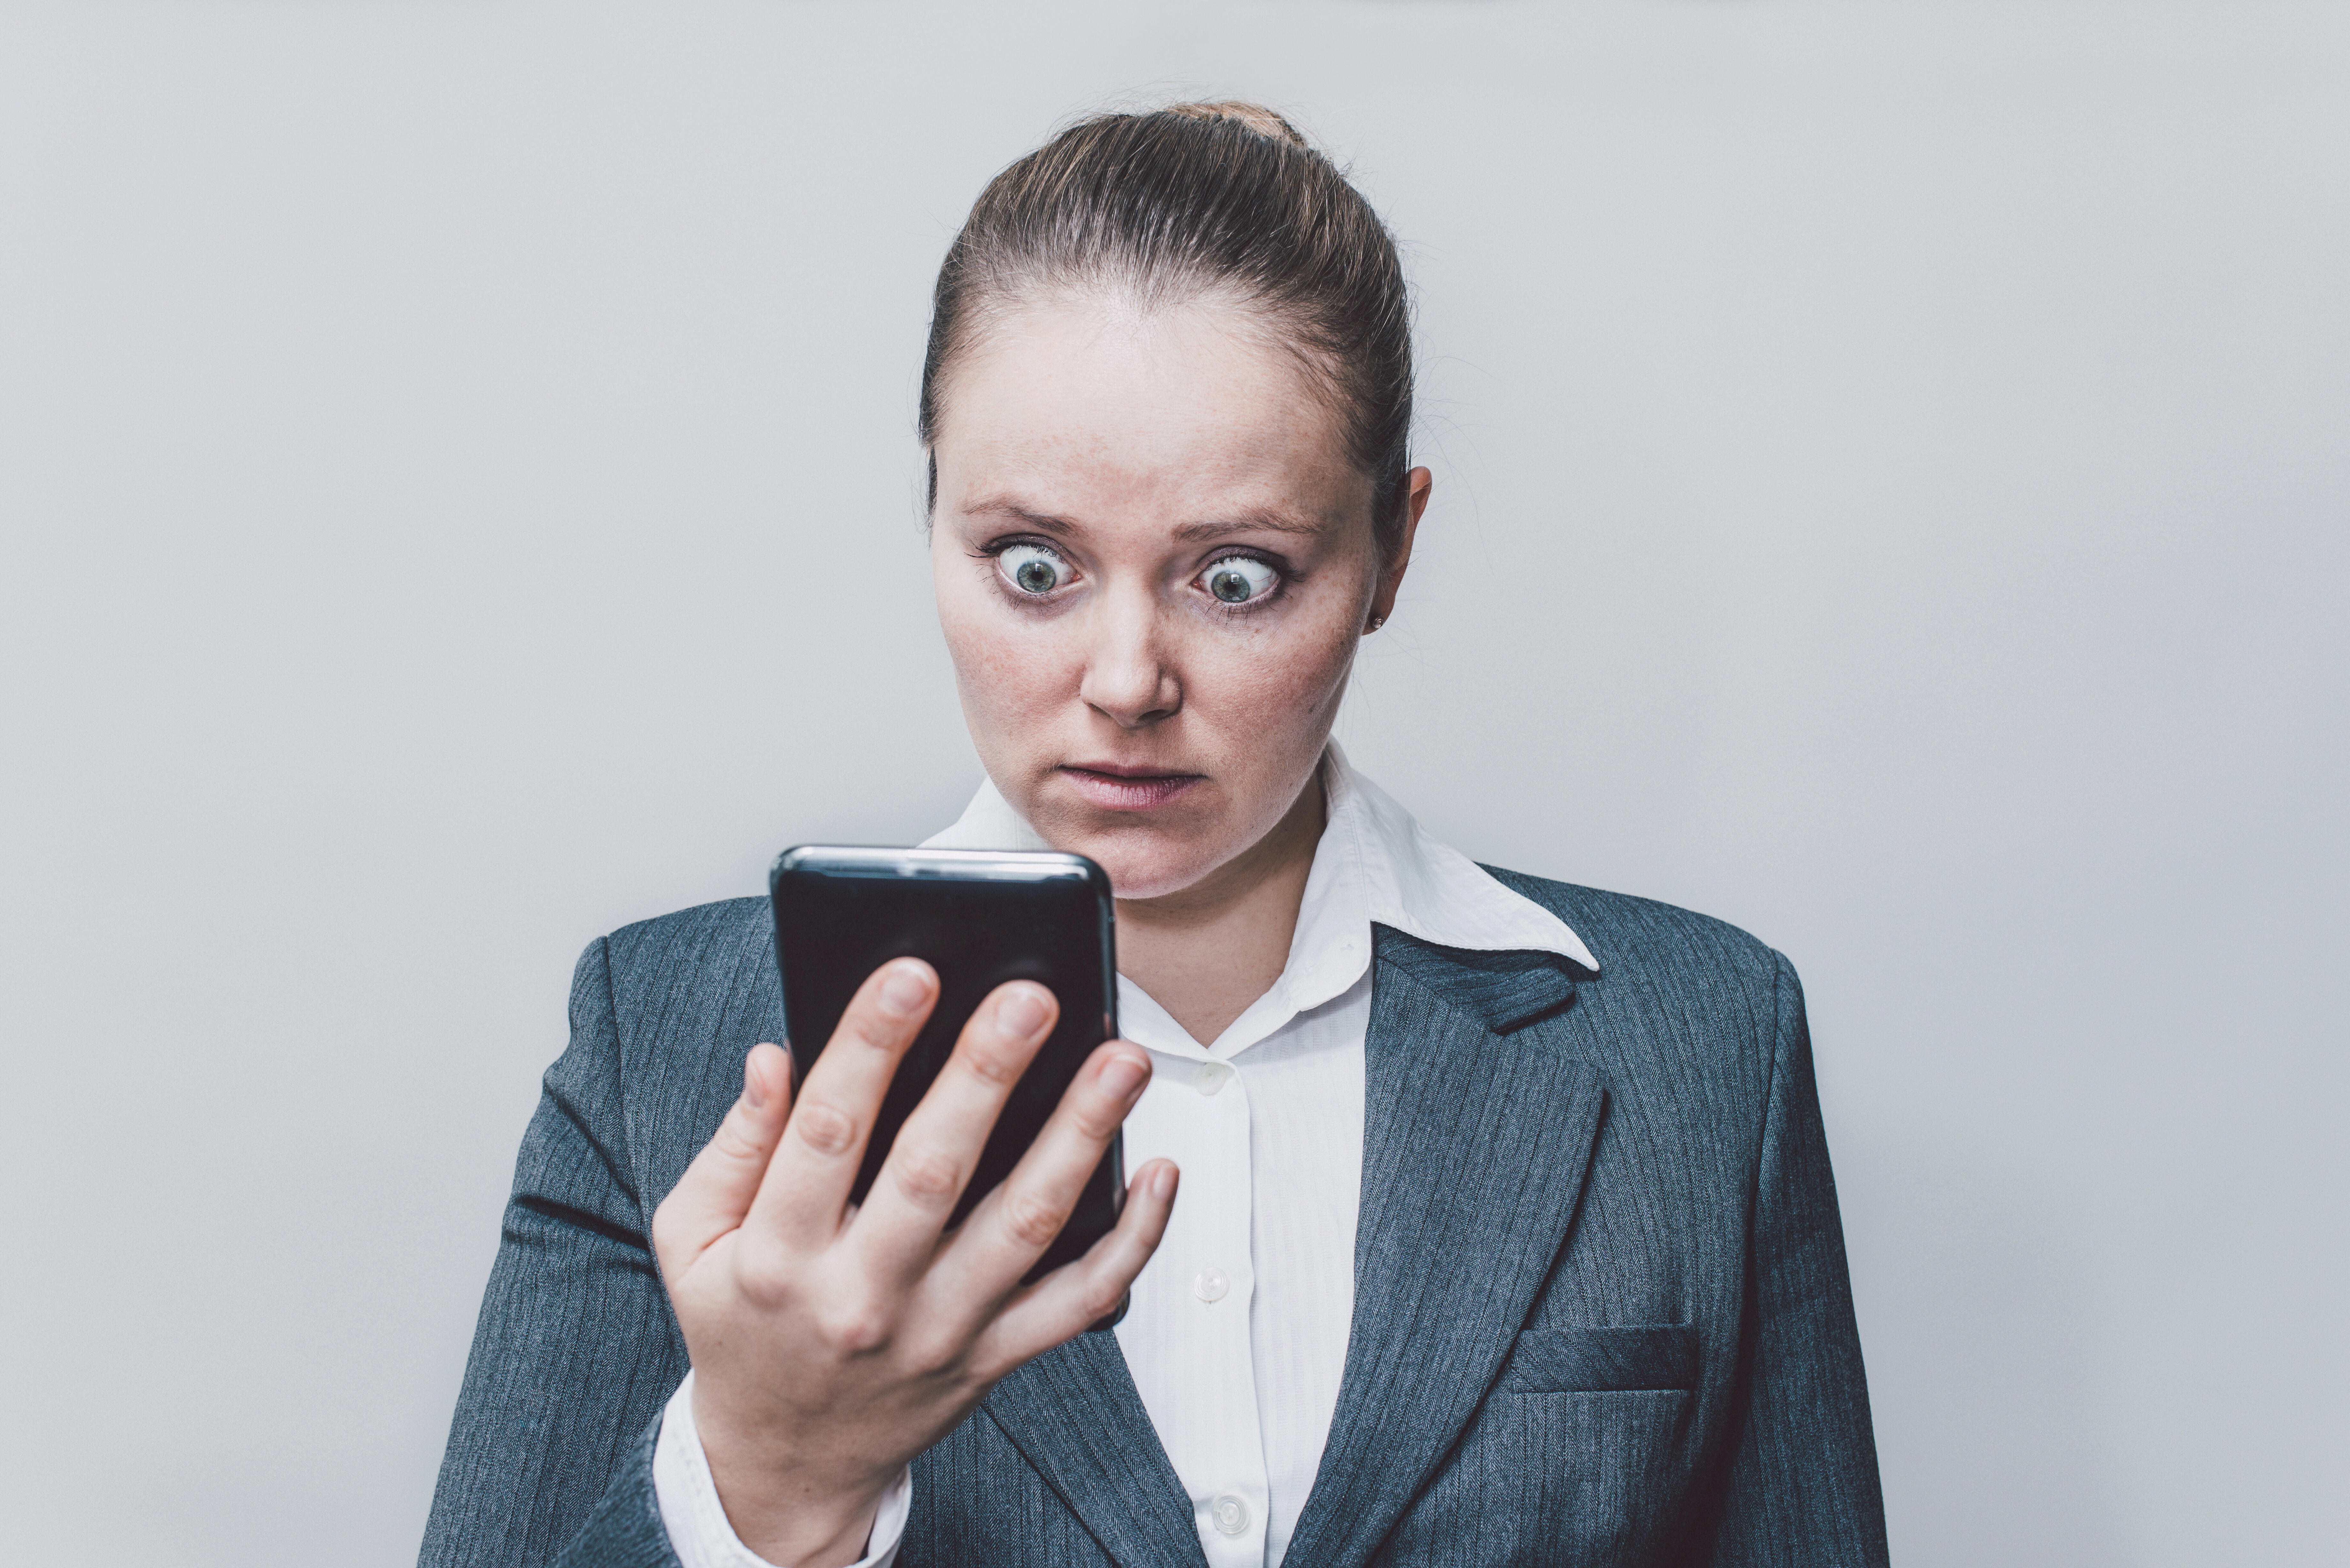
[421,869,1889,1567]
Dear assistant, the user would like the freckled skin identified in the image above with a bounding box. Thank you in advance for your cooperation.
[930,295,1414,904]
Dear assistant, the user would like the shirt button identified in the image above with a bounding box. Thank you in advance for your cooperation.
[1194,1061,1230,1095]
[1209,1494,1250,1536]
[1193,1267,1230,1303]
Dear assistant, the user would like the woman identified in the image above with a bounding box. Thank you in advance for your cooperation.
[422,102,1888,1568]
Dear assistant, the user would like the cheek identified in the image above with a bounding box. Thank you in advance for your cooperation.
[1191,612,1359,746]
[935,575,1077,740]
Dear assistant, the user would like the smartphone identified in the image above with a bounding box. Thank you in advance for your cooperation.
[768,845,1123,1289]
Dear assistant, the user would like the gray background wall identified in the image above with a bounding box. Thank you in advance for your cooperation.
[2,2,2343,1563]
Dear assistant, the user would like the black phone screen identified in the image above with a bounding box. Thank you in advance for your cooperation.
[769,846,1121,1282]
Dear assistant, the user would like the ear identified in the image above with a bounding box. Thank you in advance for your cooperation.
[1364,466,1432,634]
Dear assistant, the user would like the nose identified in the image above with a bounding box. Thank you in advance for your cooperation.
[1078,586,1182,729]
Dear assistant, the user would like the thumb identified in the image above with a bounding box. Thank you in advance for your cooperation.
[651,1043,794,1279]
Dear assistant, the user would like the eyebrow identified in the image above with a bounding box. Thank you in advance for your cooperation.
[963,495,1328,541]
[964,499,1080,536]
[1172,512,1326,542]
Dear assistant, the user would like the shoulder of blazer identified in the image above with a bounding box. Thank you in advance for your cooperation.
[593,896,780,1044]
[1473,865,1794,1082]
[601,894,774,993]
[1477,864,1787,989]
[586,895,782,1209]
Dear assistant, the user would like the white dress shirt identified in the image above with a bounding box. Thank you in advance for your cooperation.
[654,745,1595,1568]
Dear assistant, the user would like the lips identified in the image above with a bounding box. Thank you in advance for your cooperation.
[1057,762,1204,811]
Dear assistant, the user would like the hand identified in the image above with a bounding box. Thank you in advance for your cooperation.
[650,958,1177,1567]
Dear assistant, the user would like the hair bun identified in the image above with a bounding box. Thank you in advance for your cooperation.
[1160,99,1309,148]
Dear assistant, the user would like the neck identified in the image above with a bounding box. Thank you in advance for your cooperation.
[1114,768,1327,1046]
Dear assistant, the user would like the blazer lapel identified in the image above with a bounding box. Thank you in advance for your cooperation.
[1282,926,1609,1568]
[981,1325,1209,1568]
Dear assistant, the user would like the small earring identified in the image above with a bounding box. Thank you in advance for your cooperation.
[1365,614,1385,633]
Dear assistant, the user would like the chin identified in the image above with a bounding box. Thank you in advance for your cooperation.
[1052,820,1241,902]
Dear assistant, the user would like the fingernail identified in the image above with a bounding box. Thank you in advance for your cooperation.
[1099,1051,1148,1099]
[1151,1162,1179,1201]
[881,964,931,1018]
[743,1050,766,1110]
[996,987,1048,1038]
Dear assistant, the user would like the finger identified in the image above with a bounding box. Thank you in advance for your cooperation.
[929,1039,1152,1303]
[846,979,1060,1279]
[650,1043,794,1280]
[746,957,937,1250]
[971,1158,1179,1373]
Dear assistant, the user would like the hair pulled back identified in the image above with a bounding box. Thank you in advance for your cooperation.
[919,101,1416,559]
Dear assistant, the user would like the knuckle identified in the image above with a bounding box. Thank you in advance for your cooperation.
[892,1148,963,1208]
[710,1112,765,1163]
[847,1008,917,1055]
[960,1035,1028,1088]
[1001,1187,1067,1251]
[814,1293,890,1356]
[793,1101,858,1157]
[734,1250,799,1307]
[1065,1098,1123,1142]
[896,1322,963,1381]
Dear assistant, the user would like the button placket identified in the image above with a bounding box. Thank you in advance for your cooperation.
[1195,1063,1250,1314]
[1117,1043,1270,1568]
[1198,1062,1265,1565]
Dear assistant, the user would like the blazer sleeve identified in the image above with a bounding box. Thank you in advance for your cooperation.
[419,937,689,1568]
[1692,952,1891,1567]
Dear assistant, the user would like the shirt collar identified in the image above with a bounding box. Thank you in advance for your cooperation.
[1317,741,1597,972]
[921,743,1596,1053]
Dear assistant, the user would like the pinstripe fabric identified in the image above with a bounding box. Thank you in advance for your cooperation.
[969,1329,1206,1568]
[1275,948,1608,1568]
[549,1423,671,1568]
[421,875,1886,1568]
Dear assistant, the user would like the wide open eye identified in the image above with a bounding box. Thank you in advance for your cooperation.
[997,543,1070,596]
[1201,555,1279,606]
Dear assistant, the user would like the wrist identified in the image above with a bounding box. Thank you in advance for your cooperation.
[692,1384,892,1568]
[711,1472,882,1568]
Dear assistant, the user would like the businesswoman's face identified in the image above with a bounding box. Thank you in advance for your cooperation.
[929,296,1416,901]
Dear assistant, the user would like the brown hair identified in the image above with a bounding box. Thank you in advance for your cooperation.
[919,101,1416,559]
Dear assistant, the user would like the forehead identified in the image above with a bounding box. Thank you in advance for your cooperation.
[931,296,1368,526]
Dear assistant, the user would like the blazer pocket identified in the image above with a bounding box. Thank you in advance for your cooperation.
[1501,1324,1699,1393]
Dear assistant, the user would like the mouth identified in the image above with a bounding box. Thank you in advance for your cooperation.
[1056,761,1205,812]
